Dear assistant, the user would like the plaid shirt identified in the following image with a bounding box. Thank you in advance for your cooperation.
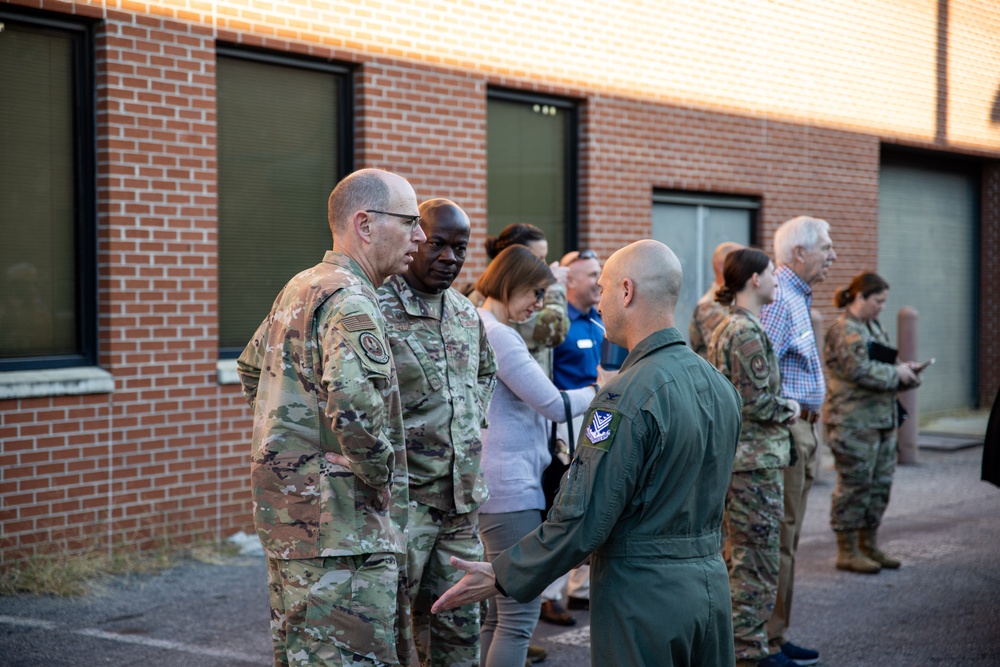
[759,266,826,411]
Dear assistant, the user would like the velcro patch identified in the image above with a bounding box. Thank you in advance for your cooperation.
[584,409,622,451]
[750,354,769,379]
[739,338,763,357]
[342,313,376,331]
[358,331,390,364]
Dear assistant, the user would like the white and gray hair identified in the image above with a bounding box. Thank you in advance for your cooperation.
[773,216,830,266]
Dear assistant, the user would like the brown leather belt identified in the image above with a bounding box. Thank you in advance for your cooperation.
[800,409,821,424]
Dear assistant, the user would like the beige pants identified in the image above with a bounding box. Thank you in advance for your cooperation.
[767,418,818,647]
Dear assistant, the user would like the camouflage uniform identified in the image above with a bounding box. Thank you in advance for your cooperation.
[467,283,568,376]
[824,315,910,532]
[708,307,796,664]
[378,275,497,667]
[238,251,410,667]
[690,297,728,359]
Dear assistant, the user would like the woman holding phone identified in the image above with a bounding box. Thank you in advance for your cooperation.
[824,272,921,573]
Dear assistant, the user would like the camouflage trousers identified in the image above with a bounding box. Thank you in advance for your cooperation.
[266,554,410,667]
[828,425,897,532]
[407,501,483,667]
[724,467,784,662]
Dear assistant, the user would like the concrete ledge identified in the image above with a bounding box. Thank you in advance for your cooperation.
[217,359,240,385]
[0,367,115,400]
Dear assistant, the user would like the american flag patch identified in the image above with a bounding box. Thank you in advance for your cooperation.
[739,338,763,357]
[342,314,376,331]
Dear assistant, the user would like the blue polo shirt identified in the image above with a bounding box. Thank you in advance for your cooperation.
[553,304,604,390]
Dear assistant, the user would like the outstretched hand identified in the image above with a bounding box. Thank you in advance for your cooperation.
[430,557,500,614]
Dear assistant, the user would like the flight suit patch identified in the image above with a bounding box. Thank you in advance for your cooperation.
[584,409,622,451]
[358,331,390,364]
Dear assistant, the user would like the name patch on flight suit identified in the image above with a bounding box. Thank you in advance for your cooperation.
[584,409,622,451]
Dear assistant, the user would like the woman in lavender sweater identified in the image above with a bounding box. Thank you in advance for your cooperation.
[475,245,597,667]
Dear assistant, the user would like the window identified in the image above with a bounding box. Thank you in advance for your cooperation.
[651,192,759,345]
[487,90,577,262]
[216,47,351,355]
[0,10,95,371]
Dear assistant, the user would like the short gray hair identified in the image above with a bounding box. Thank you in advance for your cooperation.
[327,168,391,235]
[773,216,830,266]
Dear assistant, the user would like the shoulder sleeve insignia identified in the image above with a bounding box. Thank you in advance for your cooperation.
[584,409,622,451]
[852,342,868,359]
[739,338,763,357]
[750,354,769,379]
[358,331,390,364]
[342,313,376,331]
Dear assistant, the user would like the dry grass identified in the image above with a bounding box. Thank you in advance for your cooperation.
[0,538,240,597]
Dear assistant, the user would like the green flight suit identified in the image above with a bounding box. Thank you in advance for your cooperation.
[492,328,742,667]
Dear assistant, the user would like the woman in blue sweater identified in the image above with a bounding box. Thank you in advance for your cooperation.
[475,244,596,667]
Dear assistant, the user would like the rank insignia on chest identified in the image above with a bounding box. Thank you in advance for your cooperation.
[358,331,390,364]
[584,409,621,451]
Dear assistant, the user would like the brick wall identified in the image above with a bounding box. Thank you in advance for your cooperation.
[2,0,999,560]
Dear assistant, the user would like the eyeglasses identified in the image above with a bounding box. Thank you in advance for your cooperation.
[563,249,598,266]
[533,287,547,302]
[365,210,422,232]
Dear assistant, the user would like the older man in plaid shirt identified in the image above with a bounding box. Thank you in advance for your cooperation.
[759,216,836,667]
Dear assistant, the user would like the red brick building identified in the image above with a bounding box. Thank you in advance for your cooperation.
[2,0,998,560]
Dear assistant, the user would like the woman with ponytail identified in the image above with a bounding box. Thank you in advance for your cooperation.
[707,248,801,667]
[824,272,920,574]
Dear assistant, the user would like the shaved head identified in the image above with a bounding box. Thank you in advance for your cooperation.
[712,242,743,283]
[599,240,683,349]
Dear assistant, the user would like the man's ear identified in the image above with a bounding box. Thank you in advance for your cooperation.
[622,277,635,307]
[354,211,373,245]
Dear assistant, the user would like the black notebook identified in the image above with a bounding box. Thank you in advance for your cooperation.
[868,340,898,364]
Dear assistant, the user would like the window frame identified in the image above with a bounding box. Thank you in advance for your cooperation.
[214,44,354,359]
[486,88,579,255]
[0,7,97,372]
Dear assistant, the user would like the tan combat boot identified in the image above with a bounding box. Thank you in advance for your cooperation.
[858,528,901,569]
[835,530,881,573]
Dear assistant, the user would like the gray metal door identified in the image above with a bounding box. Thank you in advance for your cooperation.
[877,161,978,415]
[651,193,756,347]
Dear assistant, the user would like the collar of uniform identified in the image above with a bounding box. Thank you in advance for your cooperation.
[618,327,686,373]
[321,250,373,289]
[730,305,764,329]
[386,274,444,320]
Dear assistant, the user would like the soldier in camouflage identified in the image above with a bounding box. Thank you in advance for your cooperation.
[708,248,801,667]
[464,223,569,376]
[824,272,920,574]
[690,241,743,358]
[237,168,426,667]
[377,199,497,667]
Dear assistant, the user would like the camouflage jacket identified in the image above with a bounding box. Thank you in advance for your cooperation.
[467,283,569,376]
[689,298,728,360]
[824,315,905,429]
[378,275,497,514]
[708,307,795,471]
[237,251,407,559]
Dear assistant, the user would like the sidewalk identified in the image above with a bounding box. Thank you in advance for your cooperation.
[2,433,997,666]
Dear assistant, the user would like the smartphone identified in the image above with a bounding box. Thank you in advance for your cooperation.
[913,358,935,373]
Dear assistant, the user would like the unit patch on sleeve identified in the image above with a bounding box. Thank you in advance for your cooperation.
[358,331,390,364]
[584,409,622,451]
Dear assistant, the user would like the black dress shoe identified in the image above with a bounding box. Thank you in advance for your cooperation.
[566,596,590,611]
[539,600,577,626]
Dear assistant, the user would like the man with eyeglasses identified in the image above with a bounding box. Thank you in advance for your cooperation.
[377,199,497,667]
[238,168,426,667]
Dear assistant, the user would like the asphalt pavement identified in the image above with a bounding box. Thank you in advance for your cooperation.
[2,441,998,666]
